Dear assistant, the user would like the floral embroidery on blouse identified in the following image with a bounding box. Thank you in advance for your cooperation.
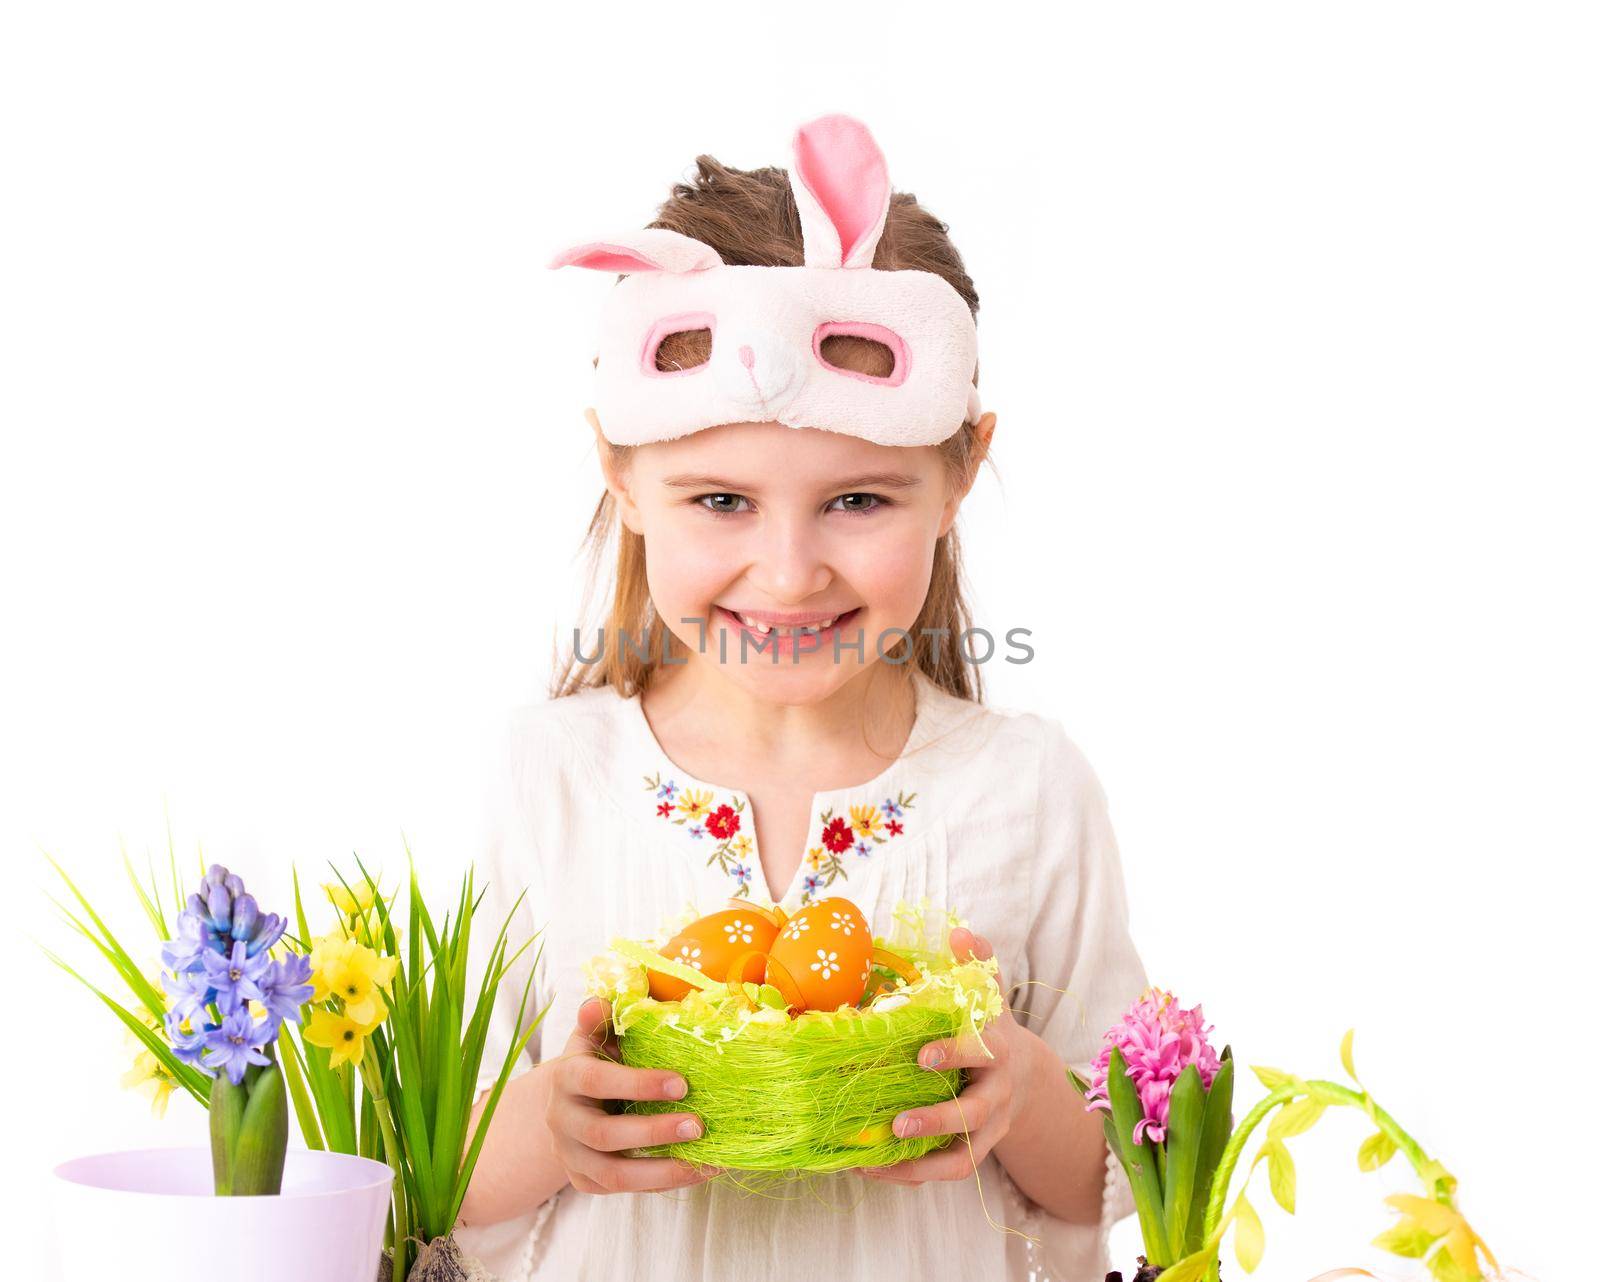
[799,790,917,906]
[645,774,917,904]
[644,772,758,898]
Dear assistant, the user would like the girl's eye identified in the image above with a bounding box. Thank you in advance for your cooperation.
[695,493,750,517]
[829,492,888,516]
[692,492,890,518]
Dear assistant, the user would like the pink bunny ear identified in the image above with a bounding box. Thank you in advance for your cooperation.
[547,227,724,274]
[789,114,892,270]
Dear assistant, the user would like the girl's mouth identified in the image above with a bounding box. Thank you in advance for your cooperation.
[713,604,862,656]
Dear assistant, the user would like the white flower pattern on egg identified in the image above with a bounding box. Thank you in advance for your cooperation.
[724,918,755,944]
[676,943,704,971]
[784,918,811,941]
[810,949,840,980]
[829,910,855,936]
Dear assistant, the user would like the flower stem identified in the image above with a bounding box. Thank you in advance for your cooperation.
[359,1056,411,1282]
[1201,1079,1448,1245]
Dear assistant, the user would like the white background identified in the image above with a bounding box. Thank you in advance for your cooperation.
[2,4,1592,1279]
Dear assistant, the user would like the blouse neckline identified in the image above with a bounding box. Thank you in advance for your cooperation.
[618,670,950,909]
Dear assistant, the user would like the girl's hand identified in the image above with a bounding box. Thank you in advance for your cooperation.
[547,996,720,1195]
[855,927,1036,1187]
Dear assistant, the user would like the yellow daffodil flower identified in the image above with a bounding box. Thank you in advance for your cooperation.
[304,1007,377,1069]
[308,932,354,1002]
[121,1002,178,1118]
[121,1047,177,1118]
[324,878,382,917]
[313,939,399,1026]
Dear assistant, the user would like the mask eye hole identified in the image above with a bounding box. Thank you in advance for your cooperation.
[813,322,909,387]
[641,311,715,377]
[654,329,711,372]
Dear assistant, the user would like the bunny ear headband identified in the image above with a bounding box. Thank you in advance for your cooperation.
[547,113,981,448]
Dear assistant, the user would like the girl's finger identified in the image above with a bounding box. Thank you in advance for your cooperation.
[569,1151,720,1195]
[916,1027,1007,1071]
[860,1141,985,1185]
[571,996,612,1050]
[556,1049,690,1105]
[893,1082,994,1141]
[551,1098,707,1153]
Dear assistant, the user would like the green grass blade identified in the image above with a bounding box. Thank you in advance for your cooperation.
[45,947,211,1105]
[277,1023,325,1150]
[122,845,169,940]
[49,895,169,1019]
[290,1025,358,1153]
[448,960,550,1227]
[292,866,313,951]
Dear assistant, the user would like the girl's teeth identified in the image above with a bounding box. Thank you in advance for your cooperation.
[732,611,839,635]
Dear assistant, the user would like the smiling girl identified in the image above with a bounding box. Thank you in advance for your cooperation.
[454,115,1149,1282]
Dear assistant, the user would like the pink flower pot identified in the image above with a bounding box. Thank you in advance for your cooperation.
[50,1147,392,1282]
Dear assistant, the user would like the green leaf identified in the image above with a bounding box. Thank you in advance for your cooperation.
[209,1071,248,1195]
[1339,1028,1357,1081]
[1266,1095,1325,1140]
[230,1061,289,1196]
[1104,1045,1173,1265]
[1250,1064,1296,1092]
[1186,1057,1234,1253]
[1427,1243,1475,1282]
[1162,1064,1206,1256]
[1158,1249,1216,1282]
[1416,1156,1459,1198]
[1232,1193,1264,1274]
[1357,1129,1397,1172]
[1372,1220,1437,1259]
[1263,1138,1295,1214]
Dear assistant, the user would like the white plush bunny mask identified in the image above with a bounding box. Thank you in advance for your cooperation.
[548,113,981,448]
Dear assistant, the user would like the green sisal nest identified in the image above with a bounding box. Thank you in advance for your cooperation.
[582,900,1003,1174]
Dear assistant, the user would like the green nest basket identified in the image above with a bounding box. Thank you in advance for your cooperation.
[582,900,1003,1174]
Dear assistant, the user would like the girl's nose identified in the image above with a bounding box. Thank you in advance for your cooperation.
[750,517,831,601]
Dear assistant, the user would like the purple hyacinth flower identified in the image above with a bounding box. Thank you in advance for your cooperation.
[257,953,314,1025]
[165,1008,213,1068]
[161,966,214,1025]
[206,881,233,932]
[202,1008,273,1085]
[160,912,209,975]
[231,893,259,942]
[247,911,287,957]
[202,940,272,1015]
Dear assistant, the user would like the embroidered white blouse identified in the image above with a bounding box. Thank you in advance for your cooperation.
[456,668,1149,1282]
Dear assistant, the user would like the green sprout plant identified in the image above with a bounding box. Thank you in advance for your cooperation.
[1069,988,1502,1282]
[45,841,550,1282]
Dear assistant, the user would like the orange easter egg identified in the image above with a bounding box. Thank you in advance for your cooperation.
[648,907,782,1001]
[765,897,873,1012]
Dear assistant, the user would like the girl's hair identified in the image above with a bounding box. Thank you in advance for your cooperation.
[550,152,994,704]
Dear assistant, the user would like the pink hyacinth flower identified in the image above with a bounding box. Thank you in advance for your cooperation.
[1083,987,1223,1146]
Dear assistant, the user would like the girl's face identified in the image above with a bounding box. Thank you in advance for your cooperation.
[600,418,979,703]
